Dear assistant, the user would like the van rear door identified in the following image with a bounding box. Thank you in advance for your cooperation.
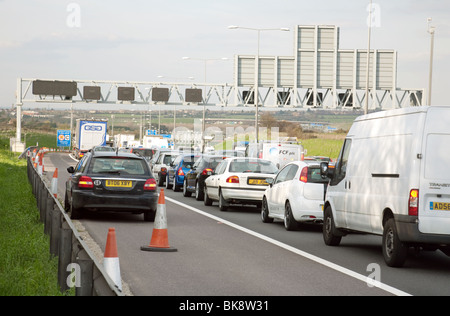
[420,107,450,235]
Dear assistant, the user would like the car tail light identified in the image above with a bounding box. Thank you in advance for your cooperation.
[202,168,213,176]
[299,167,308,183]
[177,168,185,176]
[161,167,167,174]
[409,189,419,216]
[226,176,239,184]
[78,176,94,189]
[144,178,157,191]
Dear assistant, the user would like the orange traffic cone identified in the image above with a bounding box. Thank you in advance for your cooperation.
[103,228,122,291]
[141,189,177,252]
[51,168,58,198]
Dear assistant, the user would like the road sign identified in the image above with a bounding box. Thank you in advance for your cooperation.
[57,130,71,147]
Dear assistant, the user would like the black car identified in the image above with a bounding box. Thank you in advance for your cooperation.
[64,151,158,221]
[183,155,227,200]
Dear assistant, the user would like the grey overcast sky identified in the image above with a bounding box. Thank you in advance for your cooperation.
[0,0,449,107]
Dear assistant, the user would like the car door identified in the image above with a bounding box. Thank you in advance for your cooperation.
[208,160,227,199]
[168,155,182,185]
[267,165,291,216]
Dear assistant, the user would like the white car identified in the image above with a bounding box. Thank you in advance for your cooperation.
[152,151,180,186]
[204,157,278,211]
[261,161,328,231]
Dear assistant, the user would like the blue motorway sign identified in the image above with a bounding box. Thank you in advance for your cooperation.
[57,130,71,147]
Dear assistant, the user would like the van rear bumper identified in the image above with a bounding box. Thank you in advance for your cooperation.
[395,215,450,245]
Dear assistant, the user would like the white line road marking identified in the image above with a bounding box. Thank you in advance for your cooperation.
[166,196,411,296]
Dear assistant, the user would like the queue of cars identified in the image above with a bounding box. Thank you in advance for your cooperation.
[158,150,328,230]
[65,145,329,229]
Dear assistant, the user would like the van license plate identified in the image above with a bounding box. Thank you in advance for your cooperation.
[106,180,132,188]
[430,202,450,211]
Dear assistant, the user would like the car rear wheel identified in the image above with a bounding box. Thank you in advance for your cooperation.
[195,182,204,201]
[158,174,165,187]
[144,210,156,222]
[204,186,213,206]
[68,197,82,220]
[261,197,273,223]
[183,180,192,197]
[284,201,298,231]
[219,190,228,212]
[165,175,171,190]
[173,177,181,192]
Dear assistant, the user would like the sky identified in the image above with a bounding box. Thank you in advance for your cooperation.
[0,0,449,108]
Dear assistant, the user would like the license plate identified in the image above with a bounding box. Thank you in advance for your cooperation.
[248,179,268,185]
[430,202,450,211]
[105,180,132,188]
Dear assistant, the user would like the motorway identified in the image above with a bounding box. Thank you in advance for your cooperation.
[43,152,450,296]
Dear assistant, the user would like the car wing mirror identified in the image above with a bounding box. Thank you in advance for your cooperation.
[67,166,75,173]
[320,162,334,179]
[266,178,274,187]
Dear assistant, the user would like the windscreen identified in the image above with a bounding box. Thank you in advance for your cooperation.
[91,157,148,175]
[229,159,278,174]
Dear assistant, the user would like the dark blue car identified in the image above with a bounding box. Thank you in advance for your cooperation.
[166,153,202,192]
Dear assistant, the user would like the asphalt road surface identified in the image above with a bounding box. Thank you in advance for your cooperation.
[43,152,450,296]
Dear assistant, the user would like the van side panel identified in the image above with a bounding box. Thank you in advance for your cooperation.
[341,110,425,235]
[419,107,450,235]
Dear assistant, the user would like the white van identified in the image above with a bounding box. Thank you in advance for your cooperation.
[321,106,450,267]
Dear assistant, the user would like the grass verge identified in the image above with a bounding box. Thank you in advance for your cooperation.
[0,146,69,296]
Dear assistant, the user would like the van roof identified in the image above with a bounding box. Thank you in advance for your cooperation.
[355,105,450,122]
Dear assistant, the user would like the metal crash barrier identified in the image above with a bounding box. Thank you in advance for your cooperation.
[26,151,124,296]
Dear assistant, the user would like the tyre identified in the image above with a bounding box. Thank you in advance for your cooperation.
[323,206,342,246]
[284,201,298,231]
[195,182,204,201]
[173,176,181,192]
[204,186,213,206]
[144,210,156,222]
[165,175,172,190]
[183,180,192,197]
[382,218,408,267]
[158,174,165,187]
[219,190,228,212]
[68,197,83,220]
[261,197,273,223]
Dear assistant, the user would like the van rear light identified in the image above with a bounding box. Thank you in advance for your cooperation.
[299,167,308,183]
[226,176,239,184]
[78,176,94,189]
[144,178,157,191]
[202,168,213,176]
[409,189,419,216]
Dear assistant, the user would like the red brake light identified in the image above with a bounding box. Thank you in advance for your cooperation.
[226,176,239,184]
[78,176,94,189]
[299,167,308,183]
[144,178,157,191]
[202,168,213,176]
[409,189,419,216]
[177,168,185,176]
[161,167,167,173]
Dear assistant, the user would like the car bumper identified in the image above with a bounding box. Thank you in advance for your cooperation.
[73,190,158,213]
[292,199,324,222]
[221,187,266,204]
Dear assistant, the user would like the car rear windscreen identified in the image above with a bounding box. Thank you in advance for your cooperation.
[91,157,147,175]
